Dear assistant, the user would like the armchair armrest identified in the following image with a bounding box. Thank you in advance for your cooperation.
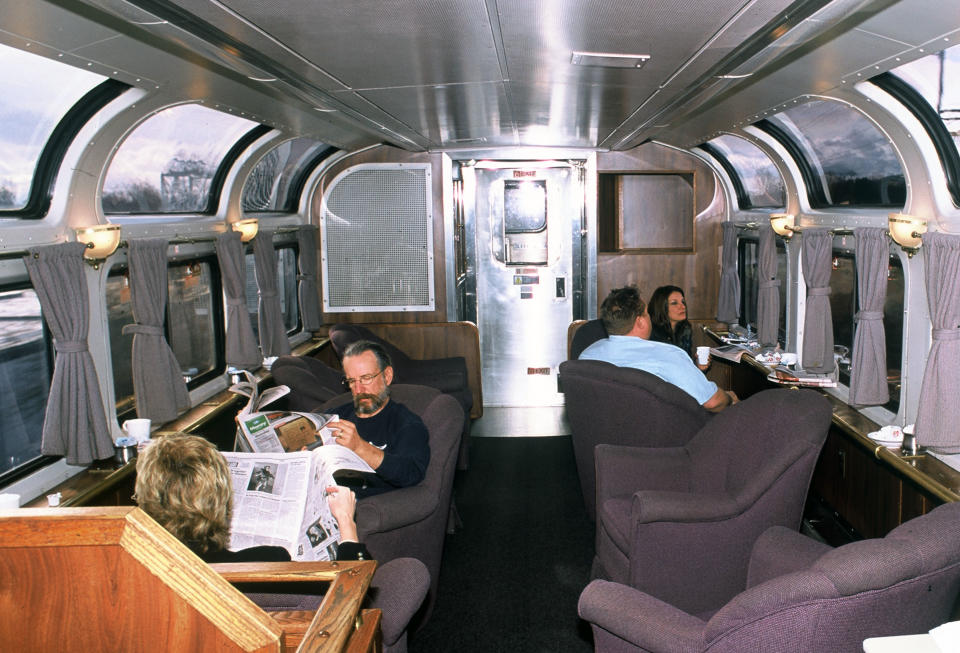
[356,485,437,535]
[746,526,830,588]
[578,579,705,653]
[632,491,740,524]
[595,444,690,503]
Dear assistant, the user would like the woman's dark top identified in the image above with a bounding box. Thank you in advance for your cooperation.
[197,541,371,563]
[650,321,694,360]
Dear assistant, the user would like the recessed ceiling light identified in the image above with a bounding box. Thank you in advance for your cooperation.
[570,51,650,69]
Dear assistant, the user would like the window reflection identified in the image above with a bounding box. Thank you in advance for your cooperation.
[0,44,105,211]
[0,288,52,478]
[767,100,906,208]
[103,104,258,214]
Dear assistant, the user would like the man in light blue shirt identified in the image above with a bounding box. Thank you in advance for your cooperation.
[580,285,737,412]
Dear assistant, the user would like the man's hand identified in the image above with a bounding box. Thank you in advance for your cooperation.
[328,419,385,469]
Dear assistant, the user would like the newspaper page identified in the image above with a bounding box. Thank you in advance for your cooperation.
[223,445,376,561]
[230,369,339,453]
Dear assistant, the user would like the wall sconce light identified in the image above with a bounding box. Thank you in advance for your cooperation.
[888,213,927,257]
[769,213,795,237]
[75,225,121,269]
[232,218,259,243]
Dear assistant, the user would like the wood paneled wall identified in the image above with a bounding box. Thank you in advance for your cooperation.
[596,143,725,322]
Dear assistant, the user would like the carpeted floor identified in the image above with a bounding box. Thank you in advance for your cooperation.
[409,435,595,652]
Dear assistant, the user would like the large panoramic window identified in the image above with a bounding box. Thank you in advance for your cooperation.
[705,135,785,209]
[0,287,53,480]
[102,104,259,214]
[883,44,960,206]
[764,100,906,208]
[242,138,331,213]
[0,43,106,212]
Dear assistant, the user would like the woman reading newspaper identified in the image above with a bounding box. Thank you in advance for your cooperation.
[134,432,370,562]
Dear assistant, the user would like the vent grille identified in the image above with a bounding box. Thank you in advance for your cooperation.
[321,164,434,312]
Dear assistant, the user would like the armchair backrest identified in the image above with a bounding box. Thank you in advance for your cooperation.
[330,323,413,371]
[686,389,831,499]
[706,502,960,651]
[568,318,608,360]
[559,359,710,519]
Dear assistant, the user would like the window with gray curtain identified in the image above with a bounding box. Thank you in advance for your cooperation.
[123,239,190,422]
[848,228,890,406]
[915,233,960,452]
[297,225,322,331]
[756,225,780,347]
[717,223,740,324]
[216,231,261,369]
[23,242,112,464]
[253,230,292,358]
[800,228,835,373]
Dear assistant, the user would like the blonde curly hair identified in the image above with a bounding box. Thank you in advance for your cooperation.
[134,433,232,554]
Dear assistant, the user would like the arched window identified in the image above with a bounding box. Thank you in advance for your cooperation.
[702,134,785,209]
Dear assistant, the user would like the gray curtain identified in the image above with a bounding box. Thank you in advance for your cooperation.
[801,228,834,373]
[215,231,261,369]
[253,229,292,358]
[756,225,780,347]
[717,222,740,324]
[297,225,322,331]
[848,228,889,406]
[24,243,112,464]
[915,232,960,453]
[122,239,190,422]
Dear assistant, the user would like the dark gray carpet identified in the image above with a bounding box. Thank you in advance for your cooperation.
[409,435,595,652]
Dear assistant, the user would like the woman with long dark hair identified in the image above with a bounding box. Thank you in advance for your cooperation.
[648,285,707,370]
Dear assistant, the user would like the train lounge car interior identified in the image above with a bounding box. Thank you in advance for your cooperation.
[1,0,960,650]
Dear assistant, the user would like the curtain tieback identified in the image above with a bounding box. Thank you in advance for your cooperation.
[759,279,781,289]
[932,328,960,341]
[296,274,312,281]
[55,341,88,353]
[226,297,246,306]
[122,324,163,336]
[260,290,278,298]
[808,286,832,297]
[855,311,883,322]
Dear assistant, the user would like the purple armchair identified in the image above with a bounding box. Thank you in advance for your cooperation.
[580,502,960,652]
[559,359,711,520]
[320,384,463,630]
[593,389,831,616]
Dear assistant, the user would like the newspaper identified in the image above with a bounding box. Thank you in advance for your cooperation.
[230,370,339,453]
[766,365,838,388]
[709,343,757,362]
[223,447,375,561]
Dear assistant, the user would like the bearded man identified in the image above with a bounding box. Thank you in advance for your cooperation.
[328,340,431,497]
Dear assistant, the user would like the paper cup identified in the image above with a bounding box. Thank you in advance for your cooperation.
[696,346,710,365]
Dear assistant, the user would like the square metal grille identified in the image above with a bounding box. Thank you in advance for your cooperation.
[320,163,434,312]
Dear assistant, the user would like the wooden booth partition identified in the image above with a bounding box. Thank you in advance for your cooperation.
[0,507,379,652]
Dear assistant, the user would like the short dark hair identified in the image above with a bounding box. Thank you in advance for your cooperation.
[343,339,393,371]
[600,285,646,335]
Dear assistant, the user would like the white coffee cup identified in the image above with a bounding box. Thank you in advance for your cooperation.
[696,346,711,365]
[0,493,21,509]
[779,353,798,366]
[122,418,152,443]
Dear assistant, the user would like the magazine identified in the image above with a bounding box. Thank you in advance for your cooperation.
[230,370,339,453]
[223,447,374,561]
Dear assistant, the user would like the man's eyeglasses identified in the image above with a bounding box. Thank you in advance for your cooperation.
[342,370,384,388]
